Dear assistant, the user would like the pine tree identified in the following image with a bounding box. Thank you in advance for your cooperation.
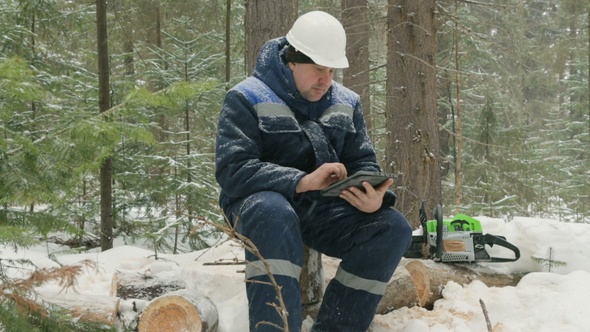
[531,247,567,272]
[0,259,118,331]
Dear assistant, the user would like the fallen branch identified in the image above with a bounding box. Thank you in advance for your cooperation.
[202,258,246,266]
[480,298,492,332]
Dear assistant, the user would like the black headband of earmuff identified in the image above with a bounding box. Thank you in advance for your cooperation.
[284,45,316,64]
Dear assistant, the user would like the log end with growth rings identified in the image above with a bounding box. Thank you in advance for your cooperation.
[137,289,218,332]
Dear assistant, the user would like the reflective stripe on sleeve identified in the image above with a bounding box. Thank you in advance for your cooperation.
[245,259,302,281]
[333,266,388,295]
[255,103,295,118]
[320,104,354,120]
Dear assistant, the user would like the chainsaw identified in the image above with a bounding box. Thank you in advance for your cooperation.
[403,201,520,263]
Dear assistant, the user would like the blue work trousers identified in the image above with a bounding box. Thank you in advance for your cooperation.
[225,191,412,332]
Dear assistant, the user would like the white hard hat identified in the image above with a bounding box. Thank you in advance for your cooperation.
[286,11,349,69]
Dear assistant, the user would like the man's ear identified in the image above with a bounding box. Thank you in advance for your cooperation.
[288,62,296,71]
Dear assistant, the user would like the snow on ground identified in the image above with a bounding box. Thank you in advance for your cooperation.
[2,216,590,331]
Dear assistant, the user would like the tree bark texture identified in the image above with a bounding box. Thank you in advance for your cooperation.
[300,246,324,320]
[244,0,297,74]
[323,256,521,313]
[342,0,372,133]
[385,0,440,228]
[225,0,232,83]
[110,271,186,300]
[376,264,420,314]
[403,259,522,310]
[96,0,113,251]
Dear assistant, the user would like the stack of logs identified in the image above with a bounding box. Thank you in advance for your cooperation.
[41,271,219,332]
[40,259,522,331]
[111,272,219,332]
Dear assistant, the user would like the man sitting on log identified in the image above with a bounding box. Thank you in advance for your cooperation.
[215,10,412,332]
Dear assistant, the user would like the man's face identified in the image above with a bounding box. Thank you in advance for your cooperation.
[288,62,335,102]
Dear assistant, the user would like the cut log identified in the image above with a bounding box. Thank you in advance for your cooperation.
[137,289,218,332]
[321,256,522,315]
[300,246,324,320]
[321,256,420,314]
[404,259,523,309]
[376,266,420,314]
[111,271,185,300]
[39,292,119,325]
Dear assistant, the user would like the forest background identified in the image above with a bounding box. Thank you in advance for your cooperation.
[1,0,589,330]
[1,0,588,281]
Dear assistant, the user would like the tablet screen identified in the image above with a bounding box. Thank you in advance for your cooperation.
[320,171,396,197]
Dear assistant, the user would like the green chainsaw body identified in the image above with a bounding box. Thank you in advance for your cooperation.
[404,204,520,263]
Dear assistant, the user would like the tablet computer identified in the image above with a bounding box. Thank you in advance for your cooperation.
[320,170,396,197]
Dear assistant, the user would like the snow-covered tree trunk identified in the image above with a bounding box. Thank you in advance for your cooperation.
[39,292,120,326]
[96,0,113,251]
[110,271,185,300]
[385,0,441,227]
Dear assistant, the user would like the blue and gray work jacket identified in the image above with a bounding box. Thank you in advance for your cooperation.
[215,37,395,211]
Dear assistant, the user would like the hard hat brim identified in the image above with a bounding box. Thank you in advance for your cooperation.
[286,11,349,69]
[308,54,349,69]
[286,34,349,69]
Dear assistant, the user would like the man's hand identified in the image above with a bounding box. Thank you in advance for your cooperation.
[296,163,347,193]
[339,178,393,213]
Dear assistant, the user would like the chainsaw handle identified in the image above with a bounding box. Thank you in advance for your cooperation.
[484,233,521,262]
[419,200,428,243]
[450,219,470,231]
[435,204,443,260]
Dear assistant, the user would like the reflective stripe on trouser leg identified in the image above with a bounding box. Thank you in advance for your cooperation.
[245,259,302,280]
[333,266,387,296]
[308,206,413,332]
[225,191,305,332]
